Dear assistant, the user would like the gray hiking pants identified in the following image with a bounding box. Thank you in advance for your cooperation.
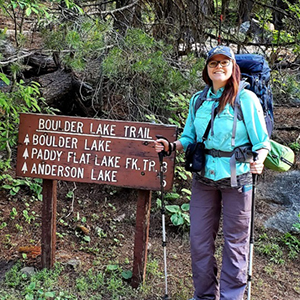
[190,179,252,300]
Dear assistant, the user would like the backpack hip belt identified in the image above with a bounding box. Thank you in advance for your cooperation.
[204,149,233,157]
[204,145,254,187]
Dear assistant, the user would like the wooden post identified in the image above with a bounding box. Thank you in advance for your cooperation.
[131,190,152,288]
[41,179,57,269]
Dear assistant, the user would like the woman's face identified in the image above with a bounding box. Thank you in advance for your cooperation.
[207,54,233,88]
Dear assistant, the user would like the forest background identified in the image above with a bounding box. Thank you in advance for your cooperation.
[0,0,300,299]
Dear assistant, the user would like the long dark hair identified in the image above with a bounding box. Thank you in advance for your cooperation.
[202,60,241,113]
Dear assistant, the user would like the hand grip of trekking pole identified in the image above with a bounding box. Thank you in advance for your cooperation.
[251,151,259,184]
[156,135,171,159]
[252,150,258,162]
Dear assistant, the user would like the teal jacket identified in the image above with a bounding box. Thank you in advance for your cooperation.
[179,86,271,181]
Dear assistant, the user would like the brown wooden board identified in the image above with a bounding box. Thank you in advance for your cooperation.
[16,113,177,191]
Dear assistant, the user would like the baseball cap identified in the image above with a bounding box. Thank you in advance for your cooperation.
[206,46,235,61]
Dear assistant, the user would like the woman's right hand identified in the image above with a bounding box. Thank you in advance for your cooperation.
[154,139,169,153]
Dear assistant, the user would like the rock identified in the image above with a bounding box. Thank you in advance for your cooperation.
[114,213,126,222]
[0,39,16,57]
[20,266,36,277]
[257,170,300,232]
[66,259,81,270]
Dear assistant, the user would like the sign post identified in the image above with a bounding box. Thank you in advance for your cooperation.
[16,113,177,286]
[41,179,57,269]
[131,190,152,288]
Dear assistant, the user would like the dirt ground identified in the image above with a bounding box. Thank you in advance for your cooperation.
[0,106,299,299]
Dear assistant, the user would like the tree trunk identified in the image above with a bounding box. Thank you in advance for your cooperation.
[35,68,73,107]
[34,66,95,117]
[25,53,58,76]
[238,0,255,23]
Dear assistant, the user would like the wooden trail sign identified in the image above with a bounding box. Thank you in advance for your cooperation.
[16,113,177,286]
[16,113,177,191]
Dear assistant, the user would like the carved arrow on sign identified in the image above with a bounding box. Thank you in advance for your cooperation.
[23,148,29,159]
[22,162,28,174]
[24,134,30,145]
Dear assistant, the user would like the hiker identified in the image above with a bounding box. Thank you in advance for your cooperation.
[154,45,270,300]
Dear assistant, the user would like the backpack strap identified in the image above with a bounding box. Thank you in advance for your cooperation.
[231,80,249,147]
[194,85,210,116]
[230,80,250,187]
[195,81,248,136]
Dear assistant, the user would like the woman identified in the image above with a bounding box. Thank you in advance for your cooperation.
[155,45,270,300]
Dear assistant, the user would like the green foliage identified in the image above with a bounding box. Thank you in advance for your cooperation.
[0,0,48,46]
[166,203,190,227]
[0,222,7,229]
[0,174,43,200]
[10,207,18,219]
[4,261,23,287]
[74,264,136,299]
[257,231,300,264]
[156,187,191,229]
[22,209,36,224]
[293,213,300,232]
[165,92,191,127]
[75,268,105,292]
[0,73,10,85]
[2,262,73,300]
[0,0,83,46]
[289,142,300,152]
[42,18,110,71]
[0,0,48,17]
[0,157,11,172]
[23,282,56,300]
[259,242,284,264]
[101,28,204,121]
[272,70,300,105]
[281,232,300,259]
[284,0,300,46]
[0,75,43,160]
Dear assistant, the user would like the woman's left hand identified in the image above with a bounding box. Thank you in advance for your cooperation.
[250,158,265,174]
[250,148,269,174]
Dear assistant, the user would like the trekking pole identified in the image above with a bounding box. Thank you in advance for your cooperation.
[156,135,170,300]
[247,151,258,300]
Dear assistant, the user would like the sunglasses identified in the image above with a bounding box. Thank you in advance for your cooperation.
[208,59,232,68]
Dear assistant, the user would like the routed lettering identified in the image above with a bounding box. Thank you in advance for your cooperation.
[95,155,121,168]
[31,163,84,179]
[84,139,111,152]
[89,123,116,136]
[142,159,156,172]
[32,134,78,149]
[90,169,117,182]
[38,118,84,133]
[124,126,152,139]
[67,152,91,164]
[31,148,63,161]
[125,157,140,170]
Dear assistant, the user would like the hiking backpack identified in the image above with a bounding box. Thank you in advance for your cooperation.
[235,53,274,137]
[194,53,274,138]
